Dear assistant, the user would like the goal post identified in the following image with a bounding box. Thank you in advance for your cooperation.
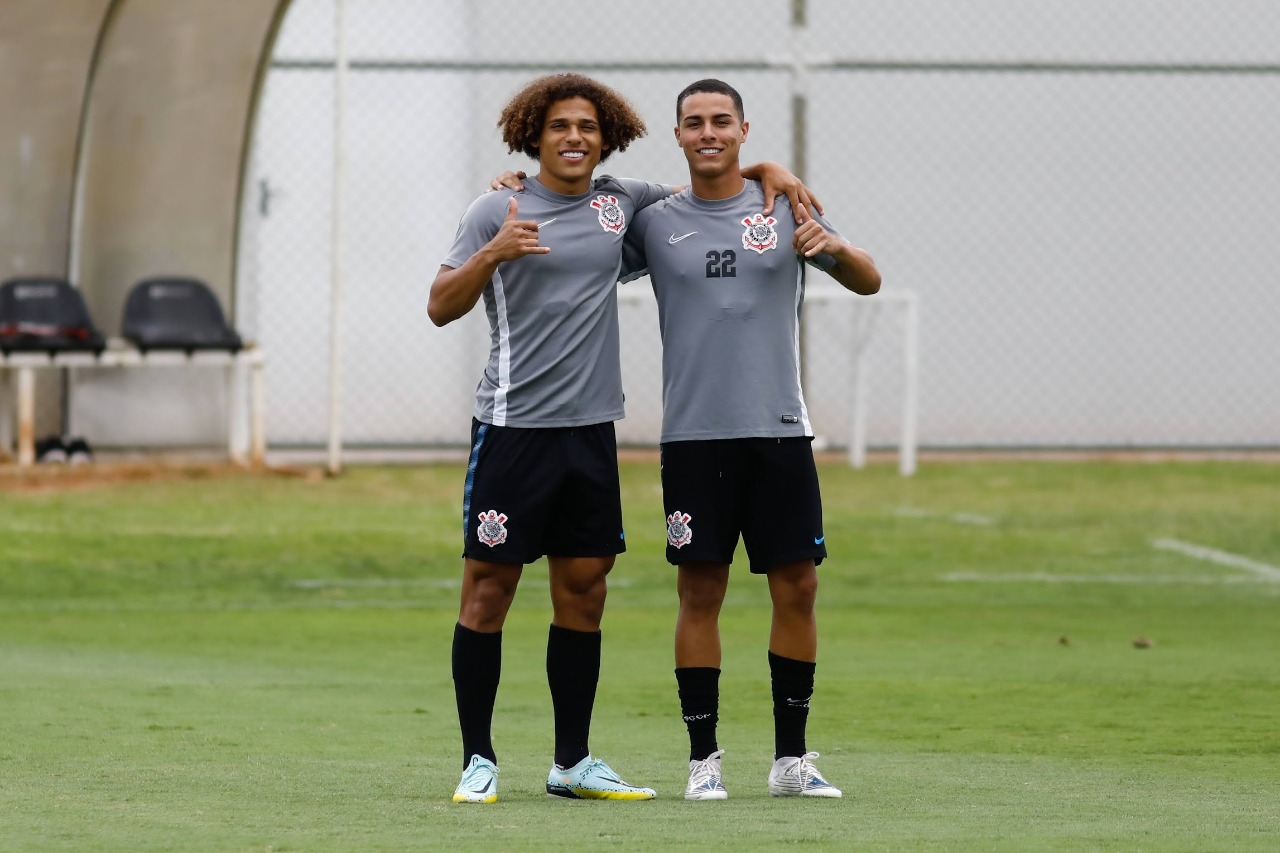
[616,285,919,475]
[803,289,919,476]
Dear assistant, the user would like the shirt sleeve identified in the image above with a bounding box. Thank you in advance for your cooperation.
[619,203,652,284]
[805,207,845,274]
[441,191,508,269]
[615,176,676,211]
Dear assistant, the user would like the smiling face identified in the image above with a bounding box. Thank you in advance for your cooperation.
[532,96,607,195]
[675,91,749,186]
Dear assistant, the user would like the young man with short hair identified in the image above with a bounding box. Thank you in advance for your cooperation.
[621,78,881,800]
[432,73,815,804]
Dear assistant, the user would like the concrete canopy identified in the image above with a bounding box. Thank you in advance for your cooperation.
[0,0,112,279]
[75,0,290,335]
[0,0,292,449]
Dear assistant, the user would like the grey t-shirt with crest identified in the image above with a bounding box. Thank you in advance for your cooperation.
[444,174,669,427]
[621,180,842,443]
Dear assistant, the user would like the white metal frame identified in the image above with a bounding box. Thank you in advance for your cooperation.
[617,287,919,476]
[1,340,266,467]
[815,290,919,477]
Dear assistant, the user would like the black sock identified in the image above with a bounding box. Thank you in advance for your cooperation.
[769,651,815,760]
[547,624,601,769]
[675,667,720,762]
[453,623,502,769]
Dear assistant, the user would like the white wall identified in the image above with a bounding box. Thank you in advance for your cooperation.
[244,0,1280,448]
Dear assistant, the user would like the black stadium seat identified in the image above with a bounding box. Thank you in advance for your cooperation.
[122,276,243,354]
[0,277,107,355]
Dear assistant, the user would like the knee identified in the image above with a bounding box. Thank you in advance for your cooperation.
[460,577,516,629]
[556,582,607,629]
[569,579,608,619]
[557,567,609,602]
[550,560,610,624]
[774,568,819,611]
[678,575,728,617]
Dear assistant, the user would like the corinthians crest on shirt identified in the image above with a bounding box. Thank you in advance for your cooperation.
[741,212,779,254]
[666,510,693,549]
[590,194,625,233]
[476,509,509,547]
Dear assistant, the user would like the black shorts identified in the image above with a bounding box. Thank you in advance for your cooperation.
[660,437,826,574]
[462,419,626,565]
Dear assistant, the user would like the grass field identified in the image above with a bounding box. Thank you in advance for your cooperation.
[2,459,1278,851]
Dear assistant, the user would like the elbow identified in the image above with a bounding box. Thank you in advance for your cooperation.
[427,299,452,327]
[838,262,880,296]
[836,247,880,295]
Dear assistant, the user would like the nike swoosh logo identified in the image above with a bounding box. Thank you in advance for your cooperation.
[537,218,557,228]
[668,231,697,244]
[814,536,825,545]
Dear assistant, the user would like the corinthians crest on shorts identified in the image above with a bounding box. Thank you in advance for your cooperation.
[590,194,625,233]
[741,212,779,254]
[666,510,693,549]
[476,509,509,547]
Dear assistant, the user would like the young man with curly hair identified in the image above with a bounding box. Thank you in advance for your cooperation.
[620,78,880,801]
[431,73,814,804]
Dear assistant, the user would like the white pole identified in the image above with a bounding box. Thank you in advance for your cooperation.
[250,354,267,466]
[0,367,11,457]
[228,359,246,465]
[327,0,348,476]
[845,300,878,469]
[17,367,35,467]
[900,293,919,476]
[848,350,868,468]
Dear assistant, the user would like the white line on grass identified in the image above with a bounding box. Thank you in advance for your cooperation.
[945,539,1280,586]
[951,512,997,526]
[942,571,1269,585]
[291,577,635,590]
[895,507,997,526]
[292,578,459,589]
[1150,537,1280,581]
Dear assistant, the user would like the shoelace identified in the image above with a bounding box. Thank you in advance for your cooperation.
[796,751,821,787]
[462,761,498,789]
[689,750,725,788]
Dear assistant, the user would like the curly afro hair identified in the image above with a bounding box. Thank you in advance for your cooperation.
[498,73,647,164]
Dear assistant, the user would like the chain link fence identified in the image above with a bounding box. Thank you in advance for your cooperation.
[241,0,1280,454]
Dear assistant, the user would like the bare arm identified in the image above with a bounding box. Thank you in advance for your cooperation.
[792,203,881,295]
[741,161,824,218]
[427,197,550,326]
[489,163,820,218]
[489,169,687,198]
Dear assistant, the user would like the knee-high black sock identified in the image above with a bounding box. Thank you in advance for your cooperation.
[547,624,601,769]
[452,623,502,769]
[675,667,721,762]
[769,651,816,760]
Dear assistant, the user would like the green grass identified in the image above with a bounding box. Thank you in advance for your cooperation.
[2,460,1278,851]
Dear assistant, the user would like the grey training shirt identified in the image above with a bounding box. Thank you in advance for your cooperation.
[621,180,842,443]
[443,174,669,427]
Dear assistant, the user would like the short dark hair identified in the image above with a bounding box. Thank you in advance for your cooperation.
[498,73,647,163]
[675,79,745,122]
